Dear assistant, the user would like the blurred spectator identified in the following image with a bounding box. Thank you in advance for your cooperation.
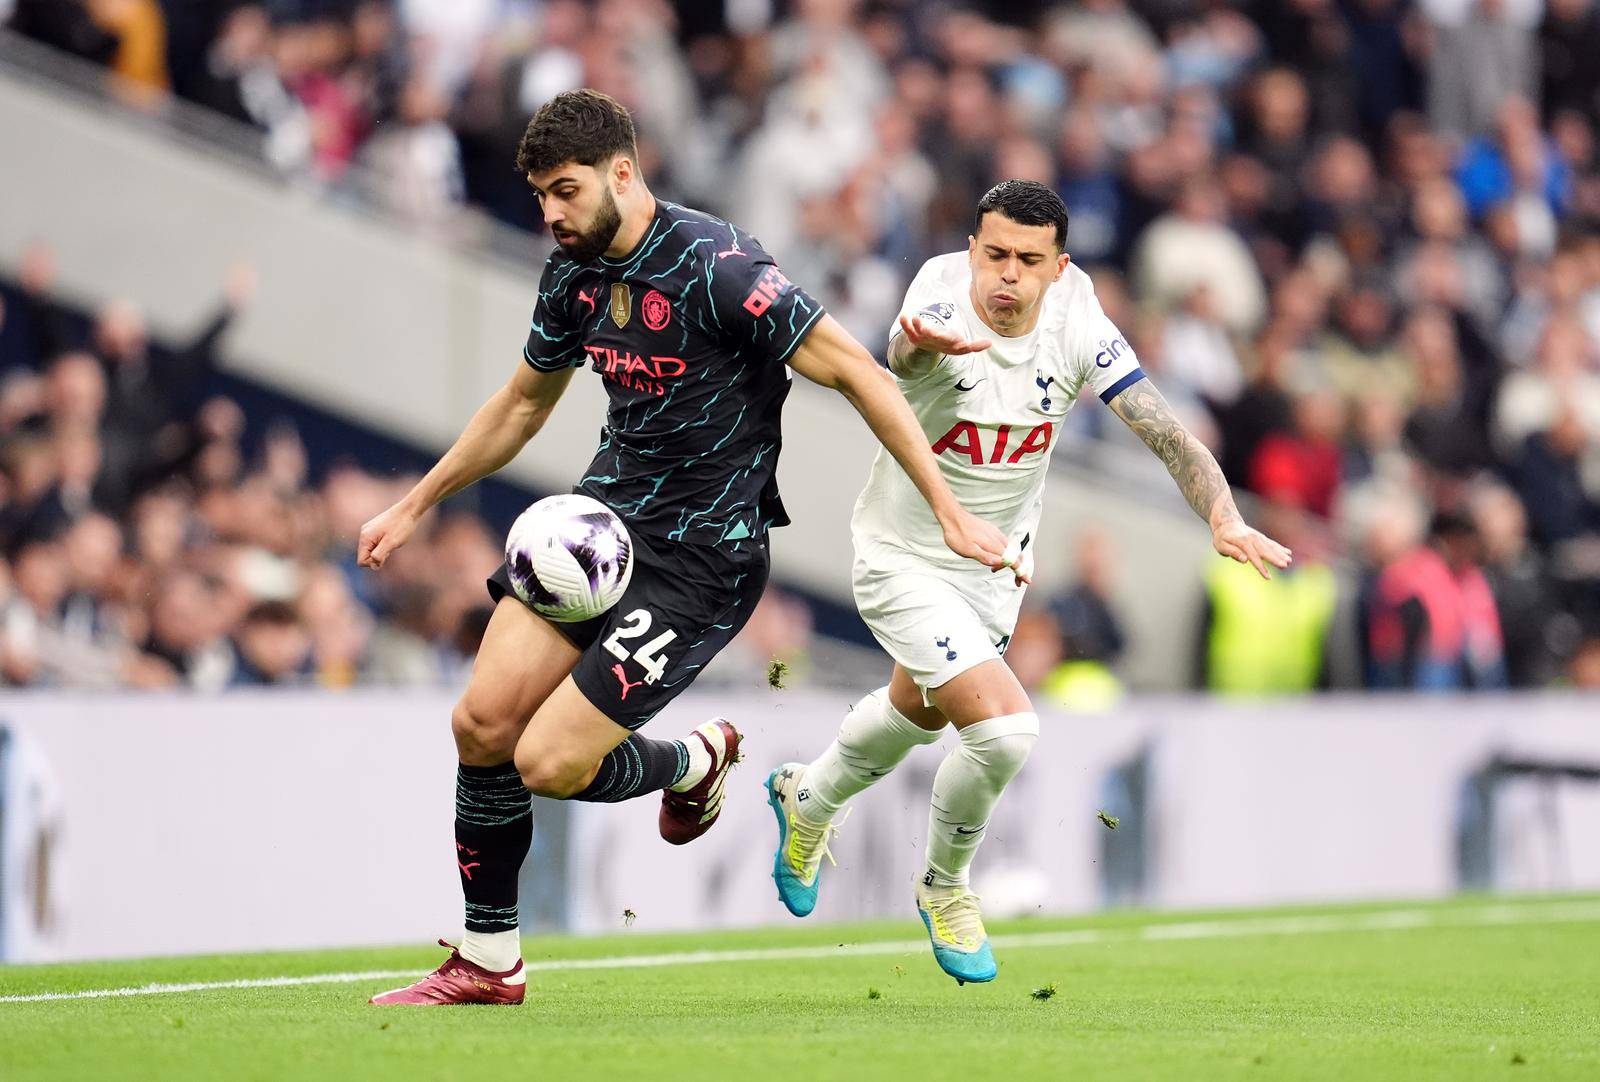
[1048,526,1127,667]
[1033,529,1127,710]
[1426,0,1541,142]
[1159,285,1245,411]
[1403,307,1495,476]
[1250,384,1345,519]
[1055,108,1120,265]
[186,5,313,174]
[1471,483,1558,686]
[1494,315,1600,456]
[1507,404,1600,551]
[1539,0,1600,122]
[360,76,463,226]
[1455,97,1572,221]
[231,600,312,686]
[1363,506,1507,690]
[86,0,170,104]
[1198,500,1336,695]
[1133,175,1267,335]
[141,568,233,691]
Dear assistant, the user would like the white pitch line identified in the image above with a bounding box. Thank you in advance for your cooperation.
[3,900,1598,1005]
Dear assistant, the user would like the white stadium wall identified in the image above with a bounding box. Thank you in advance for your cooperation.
[0,54,1215,690]
[3,690,1598,962]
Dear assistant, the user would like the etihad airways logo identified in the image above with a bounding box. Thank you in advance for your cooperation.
[584,344,687,396]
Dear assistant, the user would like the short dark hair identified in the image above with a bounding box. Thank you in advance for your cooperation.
[974,180,1069,249]
[243,600,301,628]
[515,89,638,177]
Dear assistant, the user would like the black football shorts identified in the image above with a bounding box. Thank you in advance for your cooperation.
[488,526,769,729]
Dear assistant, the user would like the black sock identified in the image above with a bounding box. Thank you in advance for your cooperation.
[569,734,688,803]
[455,762,533,933]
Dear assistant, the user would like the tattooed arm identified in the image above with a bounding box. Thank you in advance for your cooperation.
[1107,379,1293,579]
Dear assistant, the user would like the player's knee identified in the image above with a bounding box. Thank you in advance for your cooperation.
[959,711,1038,780]
[451,698,518,763]
[513,745,588,799]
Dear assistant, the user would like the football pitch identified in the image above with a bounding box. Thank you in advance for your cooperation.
[3,896,1597,1081]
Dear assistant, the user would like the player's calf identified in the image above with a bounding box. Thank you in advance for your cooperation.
[924,712,1038,889]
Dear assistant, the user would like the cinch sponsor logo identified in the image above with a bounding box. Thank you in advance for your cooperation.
[931,421,1054,464]
[742,265,792,316]
[1094,335,1130,369]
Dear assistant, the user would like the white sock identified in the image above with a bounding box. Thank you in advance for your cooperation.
[459,928,524,979]
[669,732,713,793]
[798,687,943,824]
[925,712,1039,889]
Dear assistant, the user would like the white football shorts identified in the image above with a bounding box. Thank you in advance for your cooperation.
[852,540,1026,706]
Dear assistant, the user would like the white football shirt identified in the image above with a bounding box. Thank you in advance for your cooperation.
[852,252,1145,569]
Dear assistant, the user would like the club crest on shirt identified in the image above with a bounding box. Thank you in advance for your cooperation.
[610,283,631,329]
[641,289,672,331]
[918,302,955,325]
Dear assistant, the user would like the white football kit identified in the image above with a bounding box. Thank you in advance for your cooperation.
[851,252,1145,700]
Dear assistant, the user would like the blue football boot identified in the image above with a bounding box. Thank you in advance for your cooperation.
[766,763,845,917]
[915,879,998,985]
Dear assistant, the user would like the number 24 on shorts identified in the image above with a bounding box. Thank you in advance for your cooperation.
[602,609,677,684]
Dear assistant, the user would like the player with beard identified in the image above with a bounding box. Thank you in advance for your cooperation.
[359,90,1017,1005]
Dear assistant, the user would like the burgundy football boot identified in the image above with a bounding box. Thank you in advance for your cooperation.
[659,719,742,845]
[369,940,526,1005]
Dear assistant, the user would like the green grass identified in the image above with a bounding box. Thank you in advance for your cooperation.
[3,895,1598,1081]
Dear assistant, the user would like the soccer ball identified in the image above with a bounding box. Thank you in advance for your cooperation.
[504,494,633,622]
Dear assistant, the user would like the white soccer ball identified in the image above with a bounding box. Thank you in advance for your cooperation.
[504,494,634,622]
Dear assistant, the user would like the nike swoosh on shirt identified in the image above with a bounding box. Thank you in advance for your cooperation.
[953,378,985,392]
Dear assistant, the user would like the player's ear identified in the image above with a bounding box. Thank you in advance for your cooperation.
[610,154,633,194]
[1054,252,1069,280]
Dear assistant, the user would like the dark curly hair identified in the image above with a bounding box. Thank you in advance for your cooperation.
[515,89,638,177]
[975,180,1070,249]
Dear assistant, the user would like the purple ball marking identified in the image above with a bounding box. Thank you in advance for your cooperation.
[509,547,562,608]
[507,505,631,615]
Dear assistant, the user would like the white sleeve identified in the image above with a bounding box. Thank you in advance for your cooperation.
[1070,292,1146,405]
[890,261,968,343]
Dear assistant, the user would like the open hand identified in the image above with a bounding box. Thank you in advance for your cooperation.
[898,313,991,357]
[1214,518,1293,580]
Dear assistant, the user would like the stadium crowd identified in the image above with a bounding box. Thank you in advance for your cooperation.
[5,0,1600,692]
[0,247,511,689]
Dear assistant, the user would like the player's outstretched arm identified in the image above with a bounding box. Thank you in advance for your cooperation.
[358,364,575,569]
[788,314,1021,577]
[1107,378,1292,580]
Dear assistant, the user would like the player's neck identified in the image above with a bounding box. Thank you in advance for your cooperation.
[605,190,658,260]
[967,284,1042,338]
